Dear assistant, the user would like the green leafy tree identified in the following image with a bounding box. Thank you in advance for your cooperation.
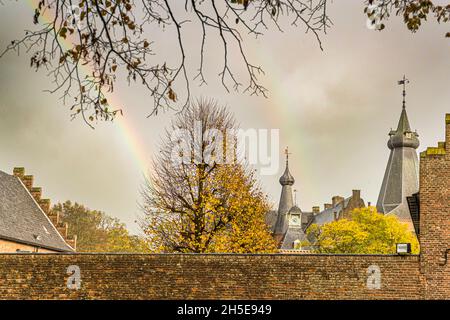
[52,201,150,253]
[305,206,419,254]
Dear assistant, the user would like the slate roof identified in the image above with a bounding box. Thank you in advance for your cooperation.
[377,106,419,225]
[265,210,278,233]
[0,170,74,252]
[280,226,308,249]
[312,198,350,225]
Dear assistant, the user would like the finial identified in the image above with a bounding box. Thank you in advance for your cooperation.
[284,146,292,166]
[279,147,295,186]
[397,75,410,109]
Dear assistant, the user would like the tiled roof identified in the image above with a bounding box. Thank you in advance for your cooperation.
[0,170,73,252]
[265,210,278,233]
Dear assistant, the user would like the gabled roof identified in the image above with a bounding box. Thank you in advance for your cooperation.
[0,170,74,252]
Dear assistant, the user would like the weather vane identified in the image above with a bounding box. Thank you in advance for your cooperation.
[398,75,410,109]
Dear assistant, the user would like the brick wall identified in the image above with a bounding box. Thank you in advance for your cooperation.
[0,114,448,300]
[419,114,450,299]
[0,254,422,300]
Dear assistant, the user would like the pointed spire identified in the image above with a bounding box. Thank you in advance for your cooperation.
[279,147,295,186]
[388,87,419,150]
[397,107,412,133]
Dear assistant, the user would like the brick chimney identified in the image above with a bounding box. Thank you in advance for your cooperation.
[332,196,344,207]
[324,203,333,210]
[312,206,320,214]
[12,167,77,251]
[352,189,361,200]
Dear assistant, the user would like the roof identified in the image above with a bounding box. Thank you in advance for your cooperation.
[377,107,419,222]
[279,163,294,186]
[312,198,349,225]
[406,193,420,235]
[280,226,308,249]
[265,210,278,233]
[397,107,412,133]
[0,170,74,252]
[289,205,302,215]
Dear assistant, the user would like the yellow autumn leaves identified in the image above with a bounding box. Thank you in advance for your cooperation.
[306,207,419,254]
[141,101,277,253]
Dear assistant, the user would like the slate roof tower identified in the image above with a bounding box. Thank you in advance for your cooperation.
[376,76,420,226]
[274,147,294,237]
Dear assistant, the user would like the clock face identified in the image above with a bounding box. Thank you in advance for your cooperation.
[291,216,300,225]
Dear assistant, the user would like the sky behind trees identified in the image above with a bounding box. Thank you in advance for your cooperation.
[0,1,448,234]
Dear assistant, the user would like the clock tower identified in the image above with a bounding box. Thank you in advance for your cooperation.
[288,206,302,228]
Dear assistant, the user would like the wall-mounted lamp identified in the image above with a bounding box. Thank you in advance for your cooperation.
[396,243,412,255]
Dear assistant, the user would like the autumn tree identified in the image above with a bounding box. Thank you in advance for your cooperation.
[53,200,150,252]
[1,1,447,125]
[140,99,277,253]
[305,207,419,254]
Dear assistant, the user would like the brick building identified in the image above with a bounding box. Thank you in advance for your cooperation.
[0,167,76,253]
[268,86,426,249]
[265,150,366,250]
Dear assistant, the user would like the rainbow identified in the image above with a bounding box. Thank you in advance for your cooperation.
[24,0,151,174]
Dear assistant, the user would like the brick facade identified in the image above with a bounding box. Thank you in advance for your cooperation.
[419,114,450,299]
[0,114,448,300]
[0,254,422,300]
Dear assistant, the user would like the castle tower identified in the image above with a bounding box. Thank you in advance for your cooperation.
[376,76,420,226]
[274,147,295,236]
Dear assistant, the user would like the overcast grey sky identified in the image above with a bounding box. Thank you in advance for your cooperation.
[0,1,448,234]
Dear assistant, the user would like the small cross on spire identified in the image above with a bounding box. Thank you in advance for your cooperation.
[398,75,410,109]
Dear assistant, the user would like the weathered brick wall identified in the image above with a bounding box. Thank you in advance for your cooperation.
[419,114,450,299]
[0,254,422,300]
[0,115,448,300]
